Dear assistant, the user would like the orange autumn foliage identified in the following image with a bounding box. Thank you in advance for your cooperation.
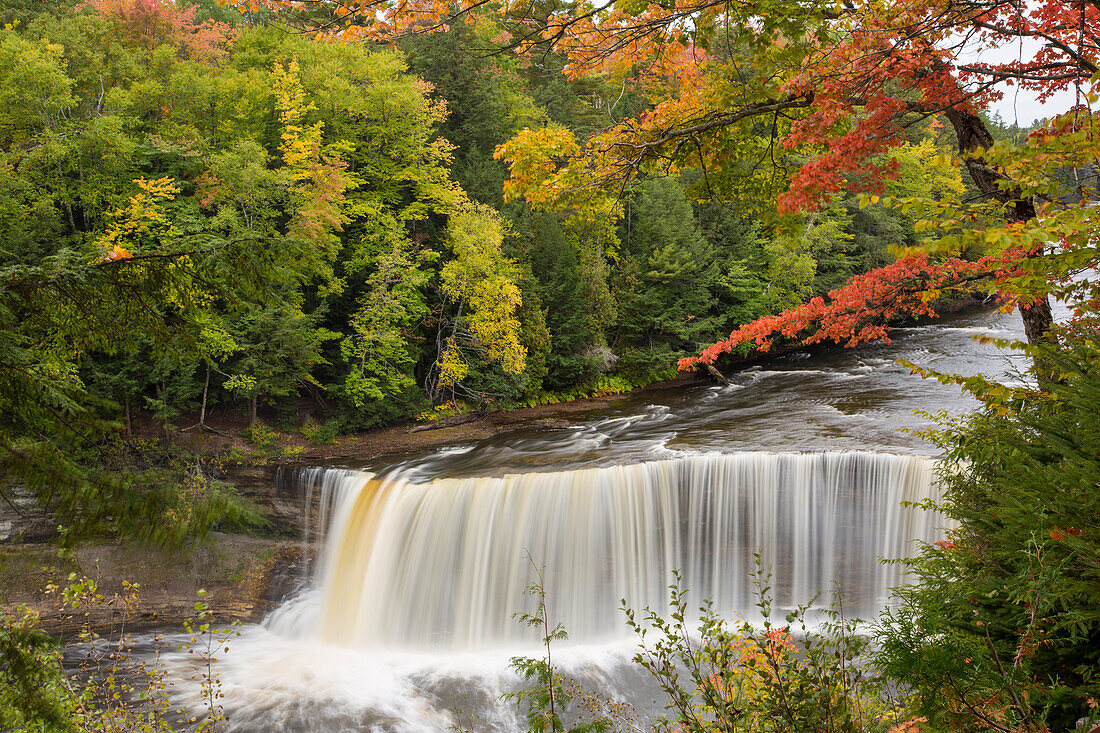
[677,252,1007,369]
[105,244,133,262]
[91,0,235,61]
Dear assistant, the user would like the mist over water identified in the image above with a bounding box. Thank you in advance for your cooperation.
[166,453,943,732]
[159,305,1045,731]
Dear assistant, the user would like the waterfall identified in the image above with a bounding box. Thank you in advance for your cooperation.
[278,451,944,650]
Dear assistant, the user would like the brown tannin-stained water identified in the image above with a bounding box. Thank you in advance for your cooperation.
[157,304,1051,732]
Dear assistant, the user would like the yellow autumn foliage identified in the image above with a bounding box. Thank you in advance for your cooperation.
[439,203,526,378]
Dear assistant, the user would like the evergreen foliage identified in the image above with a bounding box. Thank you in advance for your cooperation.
[877,337,1100,732]
[1,1,1098,730]
[0,609,73,732]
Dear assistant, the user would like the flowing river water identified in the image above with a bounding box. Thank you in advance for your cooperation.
[157,304,1043,732]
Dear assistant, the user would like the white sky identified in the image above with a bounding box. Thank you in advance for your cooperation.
[988,86,1080,127]
[964,34,1094,127]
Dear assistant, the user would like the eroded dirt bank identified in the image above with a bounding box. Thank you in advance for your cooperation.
[0,536,305,639]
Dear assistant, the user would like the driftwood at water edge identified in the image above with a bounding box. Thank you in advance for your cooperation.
[407,412,487,433]
[702,362,729,385]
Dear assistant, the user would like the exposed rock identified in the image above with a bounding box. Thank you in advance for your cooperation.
[0,534,309,639]
[0,482,55,544]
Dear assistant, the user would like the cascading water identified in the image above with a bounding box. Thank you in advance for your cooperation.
[266,451,943,651]
[179,451,946,731]
[149,305,1053,731]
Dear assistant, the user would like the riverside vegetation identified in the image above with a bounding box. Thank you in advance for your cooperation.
[0,0,996,540]
[1,0,1098,731]
[6,345,1100,732]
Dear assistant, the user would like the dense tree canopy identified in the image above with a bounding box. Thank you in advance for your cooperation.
[0,1,1097,729]
[234,0,1097,369]
[0,0,1094,539]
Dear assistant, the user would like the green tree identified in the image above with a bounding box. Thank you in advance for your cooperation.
[430,202,526,404]
[338,222,433,417]
[521,213,600,390]
[617,177,722,370]
[878,337,1100,732]
[227,298,335,428]
[403,21,543,208]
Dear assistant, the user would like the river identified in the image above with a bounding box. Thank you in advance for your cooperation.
[155,304,1040,732]
[354,304,1030,481]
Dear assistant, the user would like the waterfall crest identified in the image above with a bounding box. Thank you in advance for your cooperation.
[285,451,944,649]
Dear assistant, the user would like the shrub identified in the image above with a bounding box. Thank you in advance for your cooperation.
[300,417,340,445]
[626,567,907,733]
[1,573,234,732]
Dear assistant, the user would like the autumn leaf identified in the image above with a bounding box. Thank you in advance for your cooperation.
[106,244,133,262]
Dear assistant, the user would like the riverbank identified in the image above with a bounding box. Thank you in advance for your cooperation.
[301,374,702,463]
[118,371,701,468]
[0,371,703,631]
[83,295,994,471]
[0,534,305,638]
[0,376,706,635]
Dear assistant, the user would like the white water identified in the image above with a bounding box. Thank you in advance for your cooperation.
[154,301,1066,730]
[153,450,951,732]
[154,451,947,731]
[267,452,943,651]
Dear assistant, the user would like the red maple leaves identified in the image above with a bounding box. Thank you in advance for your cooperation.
[678,252,1011,369]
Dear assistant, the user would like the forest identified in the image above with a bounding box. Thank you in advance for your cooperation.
[0,0,986,438]
[0,0,1035,528]
[0,0,1098,730]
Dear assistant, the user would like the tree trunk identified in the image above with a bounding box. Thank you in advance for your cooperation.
[124,396,132,438]
[942,106,1055,348]
[199,364,210,429]
[1020,298,1055,348]
[157,382,169,441]
[250,394,257,429]
[1021,297,1058,386]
